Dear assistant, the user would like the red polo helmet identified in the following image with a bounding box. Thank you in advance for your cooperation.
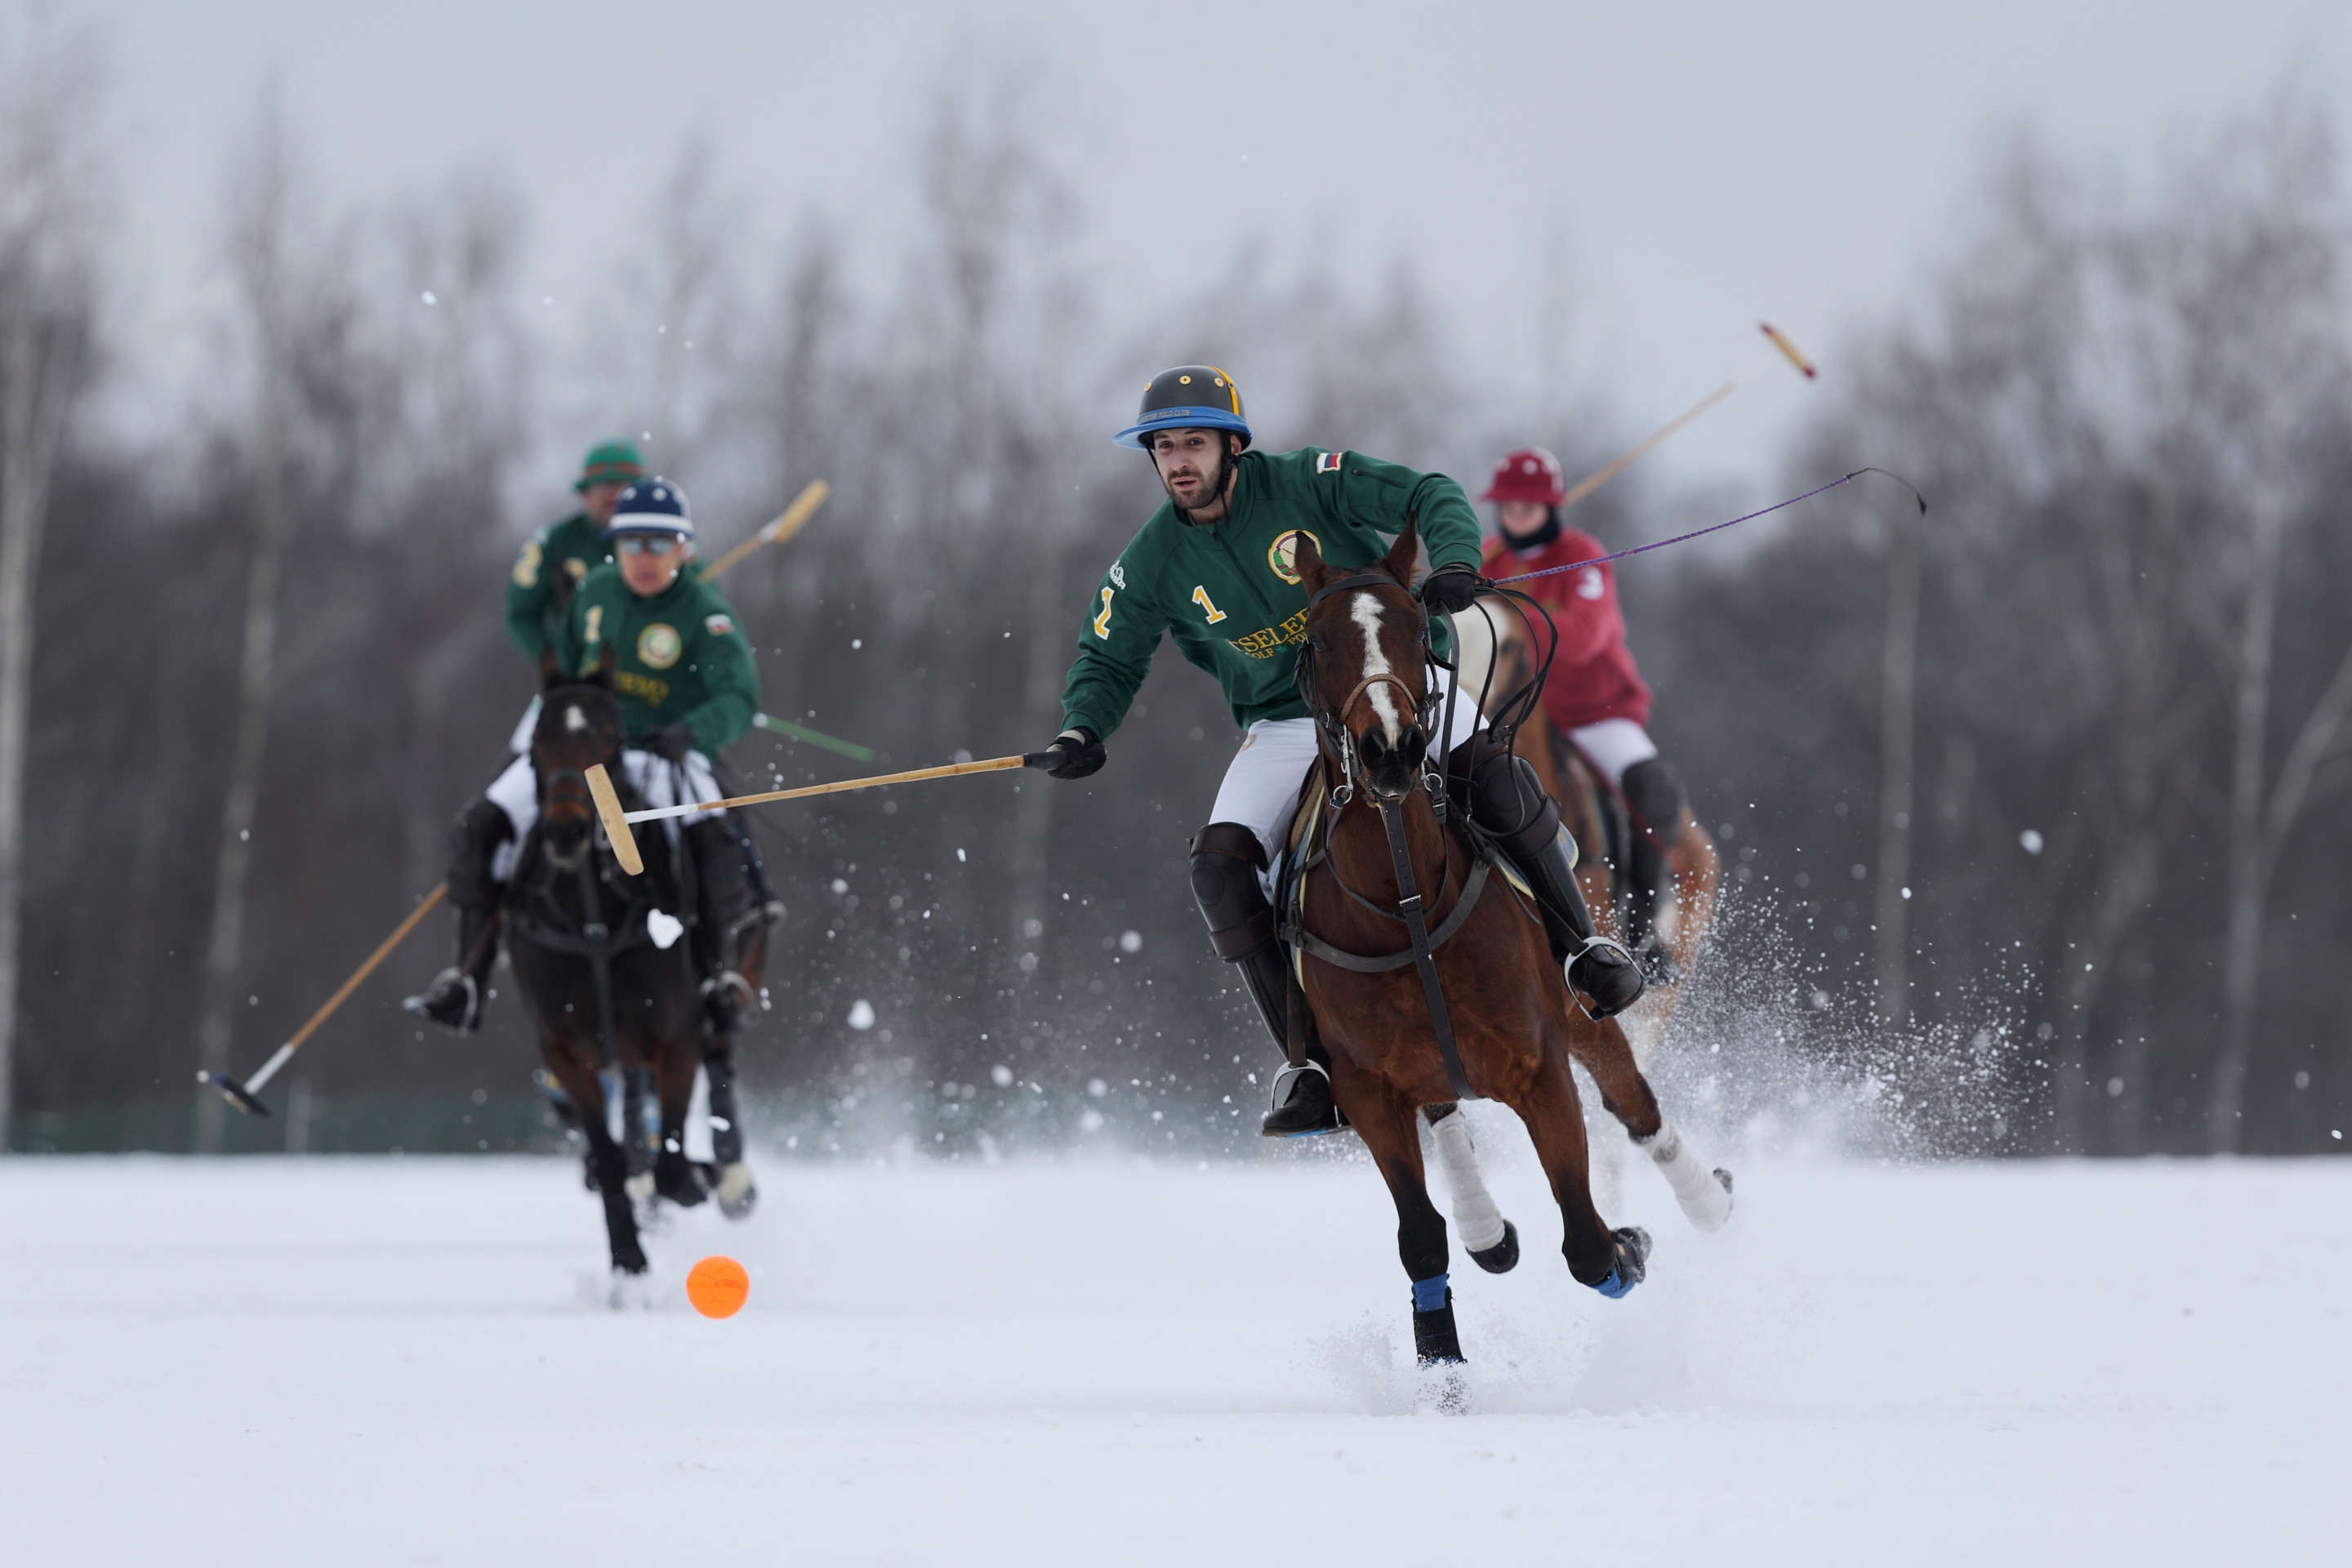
[1480,446,1566,506]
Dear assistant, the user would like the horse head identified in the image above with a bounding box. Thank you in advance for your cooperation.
[1294,523,1435,804]
[532,679,626,870]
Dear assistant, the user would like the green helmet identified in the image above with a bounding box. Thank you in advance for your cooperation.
[574,440,646,492]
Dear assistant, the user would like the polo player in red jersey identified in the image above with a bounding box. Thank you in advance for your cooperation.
[1477,446,1692,986]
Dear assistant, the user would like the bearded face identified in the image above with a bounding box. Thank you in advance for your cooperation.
[1150,428,1234,517]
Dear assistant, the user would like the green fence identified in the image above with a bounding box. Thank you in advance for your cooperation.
[6,1092,566,1155]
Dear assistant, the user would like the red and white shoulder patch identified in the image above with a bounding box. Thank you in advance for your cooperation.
[1315,451,1343,474]
[705,613,736,637]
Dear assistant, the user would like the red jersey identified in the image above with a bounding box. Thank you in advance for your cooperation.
[1480,528,1651,731]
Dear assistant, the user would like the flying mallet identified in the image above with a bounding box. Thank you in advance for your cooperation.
[1557,322,1819,512]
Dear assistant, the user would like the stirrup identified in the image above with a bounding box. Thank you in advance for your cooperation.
[1263,1060,1343,1138]
[1565,933,1643,1021]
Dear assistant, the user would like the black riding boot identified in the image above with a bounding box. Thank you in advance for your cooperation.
[1189,822,1339,1137]
[404,795,510,1033]
[1620,756,1688,987]
[684,815,758,1040]
[1457,733,1645,1019]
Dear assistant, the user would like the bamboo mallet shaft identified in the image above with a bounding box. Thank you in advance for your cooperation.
[1557,323,1818,514]
[700,478,831,582]
[586,754,1042,875]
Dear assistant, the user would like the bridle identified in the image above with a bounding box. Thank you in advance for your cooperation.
[1294,568,1450,808]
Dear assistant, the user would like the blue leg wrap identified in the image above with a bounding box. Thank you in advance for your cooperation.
[1591,1261,1635,1299]
[1411,1272,1450,1312]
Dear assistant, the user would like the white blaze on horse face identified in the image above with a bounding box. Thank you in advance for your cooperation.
[564,704,588,733]
[1350,592,1403,746]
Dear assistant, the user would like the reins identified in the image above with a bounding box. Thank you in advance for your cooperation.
[1285,567,1512,1102]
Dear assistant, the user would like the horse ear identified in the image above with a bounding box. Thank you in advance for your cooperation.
[1292,530,1333,595]
[587,648,618,691]
[1382,517,1420,587]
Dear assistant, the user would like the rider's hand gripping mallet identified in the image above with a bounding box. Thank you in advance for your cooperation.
[586,751,1056,877]
[196,883,450,1116]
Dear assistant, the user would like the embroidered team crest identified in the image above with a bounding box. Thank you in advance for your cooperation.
[637,622,683,670]
[1267,529,1322,586]
[704,612,735,637]
[1108,562,1127,590]
[1315,452,1343,474]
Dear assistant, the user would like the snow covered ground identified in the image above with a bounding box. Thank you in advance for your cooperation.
[2,1134,2344,1566]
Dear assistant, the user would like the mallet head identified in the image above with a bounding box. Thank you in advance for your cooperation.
[585,763,644,876]
[195,1069,272,1118]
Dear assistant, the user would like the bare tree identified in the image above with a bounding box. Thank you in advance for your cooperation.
[0,6,97,1147]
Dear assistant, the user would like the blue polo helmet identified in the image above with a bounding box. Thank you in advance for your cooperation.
[1113,365,1252,450]
[603,477,693,541]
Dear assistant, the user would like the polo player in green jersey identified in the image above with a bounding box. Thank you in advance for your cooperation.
[507,440,643,666]
[1033,367,1644,1135]
[407,478,769,1041]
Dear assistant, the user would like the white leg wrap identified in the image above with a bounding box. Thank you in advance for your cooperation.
[715,1161,757,1219]
[1636,1120,1733,1232]
[1428,1111,1508,1253]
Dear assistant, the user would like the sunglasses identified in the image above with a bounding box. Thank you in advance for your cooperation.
[617,535,685,558]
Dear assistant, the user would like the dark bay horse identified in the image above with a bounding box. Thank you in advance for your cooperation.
[1285,526,1731,1379]
[507,681,756,1276]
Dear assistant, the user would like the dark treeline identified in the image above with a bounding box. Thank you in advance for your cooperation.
[1,34,2345,1155]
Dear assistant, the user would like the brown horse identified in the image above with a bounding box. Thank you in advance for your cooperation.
[1285,525,1731,1382]
[506,680,758,1278]
[1472,597,1721,1054]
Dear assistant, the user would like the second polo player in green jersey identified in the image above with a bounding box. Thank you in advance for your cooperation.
[1034,367,1646,1137]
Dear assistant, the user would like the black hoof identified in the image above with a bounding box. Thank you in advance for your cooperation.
[1468,1218,1521,1274]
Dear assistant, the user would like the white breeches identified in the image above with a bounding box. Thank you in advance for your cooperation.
[507,697,542,756]
[483,747,724,880]
[1211,668,1482,884]
[1566,717,1658,788]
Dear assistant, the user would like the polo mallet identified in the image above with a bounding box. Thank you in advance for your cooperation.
[586,752,1054,878]
[1557,322,1818,513]
[197,884,448,1116]
[700,478,831,581]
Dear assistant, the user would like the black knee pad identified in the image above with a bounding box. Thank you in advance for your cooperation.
[1188,822,1274,960]
[448,795,514,907]
[1461,736,1562,865]
[1621,757,1686,847]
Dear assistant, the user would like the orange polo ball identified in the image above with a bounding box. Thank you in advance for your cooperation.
[686,1254,750,1319]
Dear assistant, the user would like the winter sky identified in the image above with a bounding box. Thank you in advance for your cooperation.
[69,0,2352,494]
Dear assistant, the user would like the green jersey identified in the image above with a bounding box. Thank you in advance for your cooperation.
[555,564,760,755]
[1060,447,1483,739]
[505,513,611,660]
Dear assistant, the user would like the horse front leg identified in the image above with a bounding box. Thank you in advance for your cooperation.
[1505,1046,1649,1296]
[543,1029,645,1276]
[1565,1015,1733,1233]
[653,1022,708,1209]
[1421,1103,1519,1273]
[1331,1061,1464,1378]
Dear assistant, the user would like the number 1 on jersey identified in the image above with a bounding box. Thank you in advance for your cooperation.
[1192,586,1227,624]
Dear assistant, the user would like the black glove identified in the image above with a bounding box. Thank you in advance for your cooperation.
[1419,564,1483,617]
[1038,727,1105,780]
[648,720,699,765]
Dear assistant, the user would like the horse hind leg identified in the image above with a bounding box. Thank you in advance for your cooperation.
[1566,1018,1733,1232]
[621,1062,662,1207]
[653,1040,709,1209]
[1423,1104,1518,1273]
